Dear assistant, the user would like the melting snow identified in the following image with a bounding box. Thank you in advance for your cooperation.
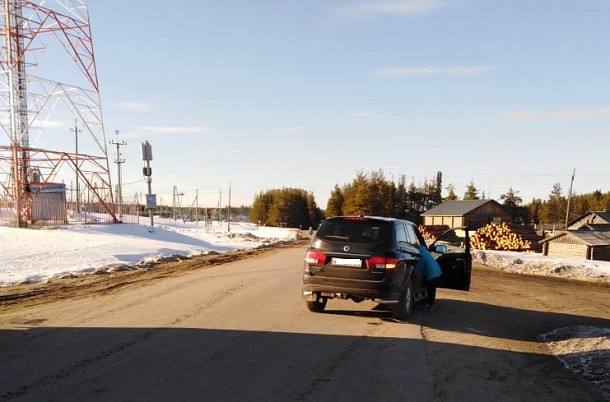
[0,218,297,286]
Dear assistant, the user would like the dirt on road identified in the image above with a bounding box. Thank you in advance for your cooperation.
[0,240,307,315]
[1,242,609,401]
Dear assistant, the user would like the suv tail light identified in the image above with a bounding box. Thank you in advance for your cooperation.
[366,255,398,270]
[305,250,327,267]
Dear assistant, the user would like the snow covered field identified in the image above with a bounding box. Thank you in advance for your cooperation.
[0,218,297,286]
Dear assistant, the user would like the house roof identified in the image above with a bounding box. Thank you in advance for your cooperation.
[567,210,610,227]
[421,199,502,216]
[540,230,610,246]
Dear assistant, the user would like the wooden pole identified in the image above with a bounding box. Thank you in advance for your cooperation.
[564,169,575,230]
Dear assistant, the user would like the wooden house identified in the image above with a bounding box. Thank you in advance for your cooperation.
[421,200,511,230]
[567,211,610,231]
[540,230,610,261]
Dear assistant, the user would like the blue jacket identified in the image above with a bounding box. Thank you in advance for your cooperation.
[417,244,442,281]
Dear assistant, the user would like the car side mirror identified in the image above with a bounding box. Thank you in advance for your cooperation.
[432,244,447,254]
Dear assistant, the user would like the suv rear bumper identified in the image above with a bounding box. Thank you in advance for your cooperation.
[302,276,401,303]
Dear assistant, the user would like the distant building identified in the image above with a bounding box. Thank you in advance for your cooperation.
[30,183,67,223]
[421,200,511,230]
[567,211,610,231]
[540,230,610,261]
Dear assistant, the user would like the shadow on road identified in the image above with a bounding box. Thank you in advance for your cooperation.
[325,298,610,342]
[1,323,606,401]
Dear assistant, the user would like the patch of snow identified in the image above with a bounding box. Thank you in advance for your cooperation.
[539,326,610,400]
[472,250,610,283]
[0,218,298,286]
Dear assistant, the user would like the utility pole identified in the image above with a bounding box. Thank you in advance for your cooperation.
[172,186,184,221]
[70,120,80,216]
[227,182,232,232]
[565,169,575,230]
[218,189,222,224]
[110,130,126,221]
[196,189,199,225]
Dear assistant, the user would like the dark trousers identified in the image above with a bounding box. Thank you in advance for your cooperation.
[426,277,438,307]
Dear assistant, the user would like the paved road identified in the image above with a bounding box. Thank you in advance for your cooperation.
[1,244,608,401]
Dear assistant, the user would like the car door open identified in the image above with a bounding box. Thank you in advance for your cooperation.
[429,227,472,291]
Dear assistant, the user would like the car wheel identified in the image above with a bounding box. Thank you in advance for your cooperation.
[392,280,414,320]
[306,296,327,313]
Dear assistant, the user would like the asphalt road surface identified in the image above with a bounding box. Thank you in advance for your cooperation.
[1,243,609,401]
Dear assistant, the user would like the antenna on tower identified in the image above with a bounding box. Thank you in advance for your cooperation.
[0,0,116,226]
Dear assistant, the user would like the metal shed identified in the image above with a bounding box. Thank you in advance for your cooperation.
[30,183,67,223]
[540,230,610,261]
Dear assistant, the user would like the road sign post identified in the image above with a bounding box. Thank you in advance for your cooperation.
[142,141,155,228]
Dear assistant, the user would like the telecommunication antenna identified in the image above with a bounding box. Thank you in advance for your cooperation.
[0,0,116,226]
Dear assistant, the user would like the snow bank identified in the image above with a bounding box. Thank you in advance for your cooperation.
[0,218,298,286]
[473,250,610,283]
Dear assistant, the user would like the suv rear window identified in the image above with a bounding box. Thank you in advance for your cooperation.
[316,219,391,243]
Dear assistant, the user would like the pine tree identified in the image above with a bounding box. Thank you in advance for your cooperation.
[500,187,524,223]
[464,181,480,200]
[250,188,322,228]
[445,184,458,200]
[326,185,344,217]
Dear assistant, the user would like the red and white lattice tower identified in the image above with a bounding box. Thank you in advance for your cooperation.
[0,0,116,226]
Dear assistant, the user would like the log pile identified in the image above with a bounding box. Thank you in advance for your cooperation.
[419,225,450,241]
[418,225,436,241]
[470,222,531,251]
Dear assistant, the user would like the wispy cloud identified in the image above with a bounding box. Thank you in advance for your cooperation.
[30,119,70,129]
[328,0,453,22]
[128,126,212,137]
[274,126,305,134]
[115,101,154,112]
[346,112,390,119]
[375,66,493,77]
[503,106,610,122]
[537,129,610,139]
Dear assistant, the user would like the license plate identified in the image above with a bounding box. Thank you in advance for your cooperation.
[332,258,362,267]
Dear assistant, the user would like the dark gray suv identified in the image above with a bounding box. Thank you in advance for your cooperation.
[302,216,471,320]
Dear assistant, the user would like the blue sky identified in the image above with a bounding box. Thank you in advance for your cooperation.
[56,0,610,207]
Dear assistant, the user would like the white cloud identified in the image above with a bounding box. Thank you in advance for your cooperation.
[537,130,610,139]
[503,106,610,122]
[29,119,70,129]
[329,0,452,22]
[375,66,493,77]
[346,112,390,119]
[115,101,154,111]
[129,126,212,137]
[274,126,305,134]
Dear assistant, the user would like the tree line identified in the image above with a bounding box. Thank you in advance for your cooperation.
[325,170,447,224]
[250,188,324,228]
[526,185,610,224]
[249,172,609,228]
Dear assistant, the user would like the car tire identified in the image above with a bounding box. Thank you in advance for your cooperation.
[392,280,414,320]
[306,297,327,313]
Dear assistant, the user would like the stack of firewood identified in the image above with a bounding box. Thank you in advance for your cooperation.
[470,222,531,251]
[418,225,436,241]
